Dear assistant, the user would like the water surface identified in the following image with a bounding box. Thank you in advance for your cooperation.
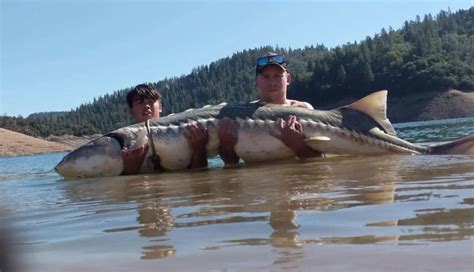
[1,117,473,271]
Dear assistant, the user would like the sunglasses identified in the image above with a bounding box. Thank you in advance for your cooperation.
[256,54,286,66]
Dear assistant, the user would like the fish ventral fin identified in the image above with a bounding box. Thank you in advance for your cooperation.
[343,90,396,135]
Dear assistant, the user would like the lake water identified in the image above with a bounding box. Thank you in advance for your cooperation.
[1,117,473,271]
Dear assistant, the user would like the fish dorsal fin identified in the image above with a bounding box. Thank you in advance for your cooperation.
[343,90,396,135]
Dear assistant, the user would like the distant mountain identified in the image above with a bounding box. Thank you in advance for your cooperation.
[1,7,472,137]
[27,111,67,120]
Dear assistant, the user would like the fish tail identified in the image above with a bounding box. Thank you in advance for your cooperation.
[427,135,474,155]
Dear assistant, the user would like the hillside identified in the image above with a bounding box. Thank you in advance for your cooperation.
[0,128,72,157]
[0,128,103,157]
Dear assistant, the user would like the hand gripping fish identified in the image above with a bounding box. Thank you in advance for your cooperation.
[55,91,474,178]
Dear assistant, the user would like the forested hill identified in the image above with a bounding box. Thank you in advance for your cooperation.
[1,7,473,137]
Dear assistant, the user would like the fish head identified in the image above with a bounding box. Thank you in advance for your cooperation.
[55,125,151,179]
[55,136,124,179]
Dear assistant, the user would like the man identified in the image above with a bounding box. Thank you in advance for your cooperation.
[122,84,208,174]
[219,52,324,164]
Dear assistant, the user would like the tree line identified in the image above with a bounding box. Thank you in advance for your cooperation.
[1,7,472,137]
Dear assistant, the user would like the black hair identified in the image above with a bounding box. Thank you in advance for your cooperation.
[126,84,162,108]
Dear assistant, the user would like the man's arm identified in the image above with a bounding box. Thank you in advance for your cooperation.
[184,122,208,169]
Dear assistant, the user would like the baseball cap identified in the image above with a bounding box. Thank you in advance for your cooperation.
[255,52,288,75]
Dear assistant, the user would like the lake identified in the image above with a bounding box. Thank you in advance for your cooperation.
[1,117,473,271]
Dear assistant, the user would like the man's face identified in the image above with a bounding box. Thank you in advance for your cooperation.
[255,65,291,104]
[129,97,161,123]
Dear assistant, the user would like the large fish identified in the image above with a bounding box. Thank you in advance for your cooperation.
[55,91,474,178]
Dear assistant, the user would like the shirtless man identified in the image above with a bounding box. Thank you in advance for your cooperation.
[219,52,324,164]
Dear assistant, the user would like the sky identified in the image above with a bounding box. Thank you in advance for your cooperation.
[1,0,472,117]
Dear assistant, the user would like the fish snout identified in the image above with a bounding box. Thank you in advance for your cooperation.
[54,136,124,178]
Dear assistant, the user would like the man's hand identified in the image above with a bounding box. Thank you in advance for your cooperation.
[184,121,208,169]
[271,115,324,159]
[121,144,150,175]
[218,118,240,164]
[184,121,209,150]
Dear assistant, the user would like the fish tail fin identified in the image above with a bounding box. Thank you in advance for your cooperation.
[427,135,474,155]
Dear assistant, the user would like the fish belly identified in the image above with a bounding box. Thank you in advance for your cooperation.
[154,134,193,170]
[235,129,294,162]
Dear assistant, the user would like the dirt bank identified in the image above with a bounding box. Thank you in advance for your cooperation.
[316,89,474,123]
[0,128,72,157]
[0,129,101,157]
[388,89,474,123]
[44,134,102,148]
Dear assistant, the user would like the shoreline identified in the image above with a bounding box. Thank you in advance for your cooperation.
[0,128,100,158]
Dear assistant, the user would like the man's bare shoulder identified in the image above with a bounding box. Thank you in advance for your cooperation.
[289,100,314,110]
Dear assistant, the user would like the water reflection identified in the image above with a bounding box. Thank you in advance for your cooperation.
[62,153,474,262]
[141,244,176,259]
[397,208,474,242]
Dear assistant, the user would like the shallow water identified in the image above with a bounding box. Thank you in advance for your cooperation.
[1,117,473,271]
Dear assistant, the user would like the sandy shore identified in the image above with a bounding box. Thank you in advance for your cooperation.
[0,128,100,157]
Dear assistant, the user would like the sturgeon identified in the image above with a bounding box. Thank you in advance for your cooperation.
[55,91,474,178]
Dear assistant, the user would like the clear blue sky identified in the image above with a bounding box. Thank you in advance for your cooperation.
[1,0,472,117]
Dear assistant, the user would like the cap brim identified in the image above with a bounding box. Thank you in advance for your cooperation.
[256,63,287,74]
